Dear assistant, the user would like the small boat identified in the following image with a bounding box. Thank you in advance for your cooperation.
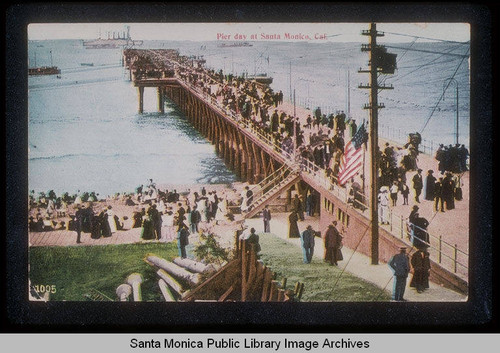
[28,66,61,76]
[80,63,94,66]
[247,73,273,85]
[217,42,253,48]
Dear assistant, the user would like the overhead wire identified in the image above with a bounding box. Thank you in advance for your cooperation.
[382,31,470,45]
[419,46,470,134]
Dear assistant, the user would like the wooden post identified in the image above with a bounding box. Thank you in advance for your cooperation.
[261,267,272,301]
[454,244,458,273]
[438,235,442,263]
[241,240,248,301]
[138,86,144,114]
[158,87,164,113]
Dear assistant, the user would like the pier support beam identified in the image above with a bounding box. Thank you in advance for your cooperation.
[158,87,164,113]
[138,86,144,114]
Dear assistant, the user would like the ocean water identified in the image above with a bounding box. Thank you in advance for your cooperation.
[28,39,469,196]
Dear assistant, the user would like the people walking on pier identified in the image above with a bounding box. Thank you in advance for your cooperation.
[410,249,431,293]
[324,221,342,266]
[388,247,410,301]
[378,187,390,224]
[262,205,271,233]
[412,169,423,203]
[424,170,436,201]
[390,181,399,207]
[400,181,410,205]
[443,172,455,210]
[434,177,445,212]
[412,213,430,250]
[300,225,316,264]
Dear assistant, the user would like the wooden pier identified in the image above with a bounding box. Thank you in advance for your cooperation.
[122,49,468,294]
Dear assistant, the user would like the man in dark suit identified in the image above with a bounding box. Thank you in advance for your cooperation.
[74,205,84,244]
[300,225,316,264]
[434,177,445,212]
[190,206,201,234]
[177,223,190,259]
[412,169,423,203]
[262,205,271,233]
[388,247,410,301]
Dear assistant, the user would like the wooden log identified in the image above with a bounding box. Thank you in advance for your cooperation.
[126,273,143,302]
[145,254,201,286]
[116,283,132,302]
[157,269,184,297]
[172,257,216,274]
[158,279,177,302]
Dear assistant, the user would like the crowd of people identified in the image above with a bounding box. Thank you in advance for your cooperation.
[435,143,469,174]
[28,180,246,248]
[176,63,365,187]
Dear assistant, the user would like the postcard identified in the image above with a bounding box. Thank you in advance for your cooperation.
[5,3,494,333]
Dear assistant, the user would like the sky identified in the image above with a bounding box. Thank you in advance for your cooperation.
[28,23,470,43]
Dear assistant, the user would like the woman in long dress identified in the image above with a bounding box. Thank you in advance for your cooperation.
[161,211,175,242]
[106,206,117,234]
[197,197,207,223]
[141,207,156,240]
[288,212,300,238]
[215,198,227,225]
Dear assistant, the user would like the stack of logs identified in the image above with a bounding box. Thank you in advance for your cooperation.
[115,239,304,302]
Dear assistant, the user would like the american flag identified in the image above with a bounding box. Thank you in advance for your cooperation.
[338,124,368,185]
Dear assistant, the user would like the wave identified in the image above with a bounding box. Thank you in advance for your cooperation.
[28,76,123,91]
[29,149,213,161]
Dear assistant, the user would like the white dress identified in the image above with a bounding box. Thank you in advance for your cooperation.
[107,209,117,233]
[215,199,227,222]
[197,198,207,223]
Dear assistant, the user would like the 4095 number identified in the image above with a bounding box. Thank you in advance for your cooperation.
[33,284,57,294]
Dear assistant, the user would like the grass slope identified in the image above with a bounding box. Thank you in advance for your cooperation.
[29,242,178,301]
[29,234,390,302]
[258,234,391,302]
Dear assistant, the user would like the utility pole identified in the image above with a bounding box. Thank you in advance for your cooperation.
[359,23,395,265]
[293,89,297,161]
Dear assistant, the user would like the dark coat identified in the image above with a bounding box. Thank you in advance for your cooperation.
[412,173,423,190]
[262,208,271,221]
[389,252,410,278]
[424,174,437,200]
[288,212,300,238]
[324,225,343,264]
[300,229,315,250]
[410,251,431,290]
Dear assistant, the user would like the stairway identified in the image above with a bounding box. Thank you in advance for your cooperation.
[243,166,300,219]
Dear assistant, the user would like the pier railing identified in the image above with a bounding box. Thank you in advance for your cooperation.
[148,60,469,280]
